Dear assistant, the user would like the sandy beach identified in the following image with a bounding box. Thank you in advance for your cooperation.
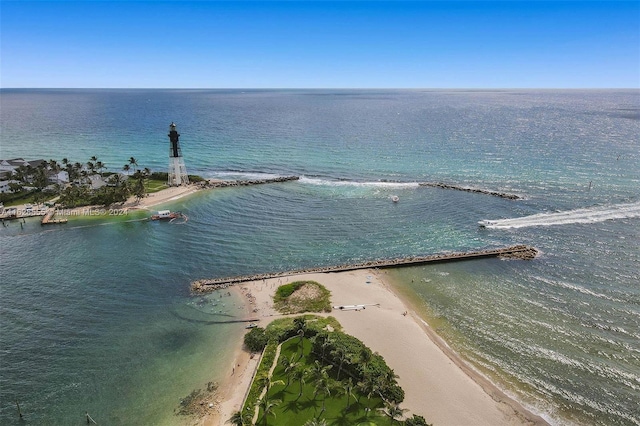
[205,269,548,426]
[124,183,202,210]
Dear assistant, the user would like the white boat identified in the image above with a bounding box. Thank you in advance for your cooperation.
[151,210,180,220]
[391,195,399,203]
[478,220,494,228]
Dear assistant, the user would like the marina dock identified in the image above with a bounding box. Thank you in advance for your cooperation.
[191,245,538,292]
[41,208,67,225]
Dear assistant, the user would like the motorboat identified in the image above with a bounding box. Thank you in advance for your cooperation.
[478,220,495,228]
[151,210,181,220]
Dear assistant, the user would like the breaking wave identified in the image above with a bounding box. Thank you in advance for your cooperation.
[299,176,420,188]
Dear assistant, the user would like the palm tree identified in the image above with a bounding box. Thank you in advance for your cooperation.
[309,360,332,399]
[303,418,327,426]
[259,396,281,425]
[226,410,243,426]
[291,365,308,400]
[95,160,106,177]
[322,337,332,359]
[33,163,48,190]
[331,347,350,380]
[73,162,83,182]
[129,157,138,172]
[131,169,147,201]
[293,317,307,357]
[123,164,130,174]
[48,159,60,184]
[359,347,373,374]
[61,158,75,182]
[379,401,408,422]
[342,377,355,411]
[314,376,333,417]
[279,355,299,389]
[381,368,400,390]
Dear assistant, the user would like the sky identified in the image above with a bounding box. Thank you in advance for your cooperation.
[1,1,639,88]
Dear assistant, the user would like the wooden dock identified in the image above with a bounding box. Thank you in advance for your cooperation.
[191,245,538,292]
[41,208,67,225]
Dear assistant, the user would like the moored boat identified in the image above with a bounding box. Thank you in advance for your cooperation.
[151,210,180,220]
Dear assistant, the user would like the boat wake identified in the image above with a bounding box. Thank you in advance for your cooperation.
[480,201,640,229]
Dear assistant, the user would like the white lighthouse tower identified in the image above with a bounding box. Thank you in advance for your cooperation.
[167,122,189,186]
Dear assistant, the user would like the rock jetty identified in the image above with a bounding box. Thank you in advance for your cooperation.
[419,182,521,199]
[191,245,538,293]
[205,176,299,188]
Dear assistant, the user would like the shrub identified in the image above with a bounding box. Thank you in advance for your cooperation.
[243,327,268,352]
[405,414,431,426]
[274,281,304,300]
[273,280,331,314]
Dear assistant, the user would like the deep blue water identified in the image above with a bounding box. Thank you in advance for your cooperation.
[1,89,639,425]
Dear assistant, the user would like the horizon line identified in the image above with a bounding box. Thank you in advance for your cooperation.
[1,87,638,91]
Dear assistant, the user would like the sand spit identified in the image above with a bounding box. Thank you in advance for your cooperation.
[204,270,547,426]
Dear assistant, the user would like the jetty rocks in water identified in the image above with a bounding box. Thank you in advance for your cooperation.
[191,245,538,293]
[419,182,521,199]
[205,176,299,188]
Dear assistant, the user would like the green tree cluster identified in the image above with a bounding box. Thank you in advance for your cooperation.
[239,316,424,426]
[311,330,405,404]
[244,327,269,352]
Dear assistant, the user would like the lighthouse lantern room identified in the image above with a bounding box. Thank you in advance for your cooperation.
[167,122,189,186]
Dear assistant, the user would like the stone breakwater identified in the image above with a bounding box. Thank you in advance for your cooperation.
[204,176,300,188]
[418,182,521,199]
[191,245,538,293]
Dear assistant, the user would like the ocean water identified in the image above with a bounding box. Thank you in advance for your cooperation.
[0,89,638,425]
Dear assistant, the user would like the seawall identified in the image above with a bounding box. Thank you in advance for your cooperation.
[191,245,538,292]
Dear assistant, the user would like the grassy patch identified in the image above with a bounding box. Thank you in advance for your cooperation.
[142,178,167,193]
[273,281,331,314]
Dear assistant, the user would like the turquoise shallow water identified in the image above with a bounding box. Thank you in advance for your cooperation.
[1,89,639,425]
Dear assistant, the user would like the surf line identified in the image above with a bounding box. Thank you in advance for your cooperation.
[298,176,520,199]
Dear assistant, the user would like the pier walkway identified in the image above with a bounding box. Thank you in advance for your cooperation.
[191,245,538,292]
[41,208,67,225]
